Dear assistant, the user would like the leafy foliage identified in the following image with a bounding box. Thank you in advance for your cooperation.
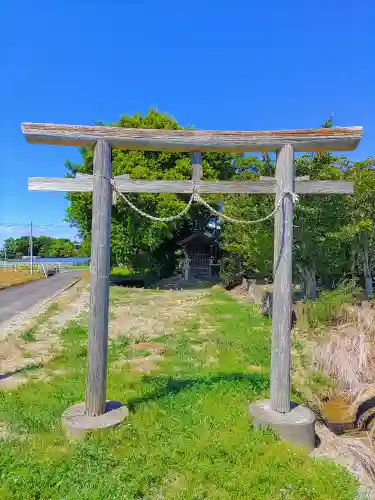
[220,253,242,289]
[304,281,358,329]
[65,109,234,270]
[1,236,83,259]
[219,154,275,283]
[65,111,375,295]
[219,142,375,297]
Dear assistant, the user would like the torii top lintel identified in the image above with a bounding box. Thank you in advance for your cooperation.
[21,122,363,153]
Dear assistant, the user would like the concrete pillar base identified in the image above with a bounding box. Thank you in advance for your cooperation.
[62,400,129,437]
[248,399,316,452]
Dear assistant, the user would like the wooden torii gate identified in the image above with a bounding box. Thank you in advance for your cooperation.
[23,122,362,443]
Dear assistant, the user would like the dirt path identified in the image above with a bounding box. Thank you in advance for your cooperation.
[0,284,206,388]
[0,281,90,388]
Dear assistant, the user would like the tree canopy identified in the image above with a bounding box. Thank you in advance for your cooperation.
[1,236,83,259]
[65,109,234,270]
[64,110,375,297]
[219,151,375,297]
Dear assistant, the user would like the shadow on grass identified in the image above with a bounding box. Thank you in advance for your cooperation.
[0,363,42,381]
[127,372,269,411]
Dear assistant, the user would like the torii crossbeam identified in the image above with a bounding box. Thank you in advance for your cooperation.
[23,122,362,447]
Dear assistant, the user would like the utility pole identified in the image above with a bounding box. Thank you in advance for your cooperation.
[29,221,33,274]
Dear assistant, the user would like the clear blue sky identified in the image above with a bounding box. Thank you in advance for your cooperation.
[1,0,374,246]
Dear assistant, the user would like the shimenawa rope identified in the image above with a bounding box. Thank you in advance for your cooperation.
[108,178,299,225]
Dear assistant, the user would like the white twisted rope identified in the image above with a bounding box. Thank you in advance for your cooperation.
[109,178,299,225]
[109,179,195,222]
[194,191,299,225]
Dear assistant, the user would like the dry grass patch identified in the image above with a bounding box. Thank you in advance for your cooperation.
[0,269,45,290]
[292,295,375,495]
[115,353,164,374]
[134,342,165,354]
[108,288,207,376]
[295,303,375,402]
[313,423,375,498]
[0,284,90,388]
[109,288,205,340]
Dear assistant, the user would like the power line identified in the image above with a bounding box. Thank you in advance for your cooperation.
[0,222,73,229]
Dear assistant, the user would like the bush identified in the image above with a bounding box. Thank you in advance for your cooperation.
[305,281,358,329]
[220,255,242,289]
[110,266,135,278]
[21,330,36,342]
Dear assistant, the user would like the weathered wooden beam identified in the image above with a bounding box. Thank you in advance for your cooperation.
[112,175,129,205]
[260,175,310,181]
[28,177,354,194]
[85,140,112,417]
[270,144,294,414]
[21,122,363,153]
[295,180,353,194]
[114,174,131,180]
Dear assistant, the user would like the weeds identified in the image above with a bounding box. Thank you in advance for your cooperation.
[20,331,36,343]
[305,281,358,330]
[293,283,375,399]
[110,266,135,278]
[312,304,375,396]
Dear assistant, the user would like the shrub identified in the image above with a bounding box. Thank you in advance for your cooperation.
[305,280,358,329]
[21,331,36,342]
[220,254,242,289]
[110,266,135,278]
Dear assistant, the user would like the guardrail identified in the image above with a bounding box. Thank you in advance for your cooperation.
[0,261,89,274]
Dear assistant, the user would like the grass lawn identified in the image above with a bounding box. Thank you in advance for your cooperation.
[0,288,358,499]
[0,269,45,290]
[110,266,135,277]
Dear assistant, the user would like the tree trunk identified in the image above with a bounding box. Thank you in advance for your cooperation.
[363,238,373,299]
[350,243,357,279]
[299,266,317,300]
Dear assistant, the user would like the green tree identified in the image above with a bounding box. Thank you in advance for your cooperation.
[65,109,235,269]
[2,238,18,259]
[219,154,275,282]
[220,143,366,298]
[344,158,375,298]
[3,236,29,258]
[3,236,82,259]
[47,239,77,258]
[293,150,351,298]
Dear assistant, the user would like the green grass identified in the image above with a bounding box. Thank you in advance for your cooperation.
[109,266,161,287]
[20,331,36,343]
[0,289,358,499]
[32,302,60,329]
[110,266,135,278]
[304,282,358,330]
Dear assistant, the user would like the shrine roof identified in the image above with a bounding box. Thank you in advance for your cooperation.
[177,231,216,246]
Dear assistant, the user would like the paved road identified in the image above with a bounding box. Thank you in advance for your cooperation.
[0,271,84,325]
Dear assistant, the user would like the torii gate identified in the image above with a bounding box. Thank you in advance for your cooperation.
[23,122,362,447]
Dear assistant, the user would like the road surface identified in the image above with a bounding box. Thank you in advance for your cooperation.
[0,271,84,325]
